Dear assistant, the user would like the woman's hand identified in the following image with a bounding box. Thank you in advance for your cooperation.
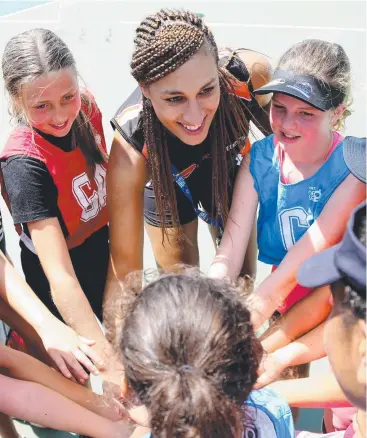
[208,155,259,281]
[38,318,105,383]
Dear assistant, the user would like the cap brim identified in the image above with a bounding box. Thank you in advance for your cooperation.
[297,244,342,288]
[343,137,366,183]
[254,84,326,111]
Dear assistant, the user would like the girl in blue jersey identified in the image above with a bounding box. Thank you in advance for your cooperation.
[113,271,294,438]
[271,201,366,438]
[209,39,366,330]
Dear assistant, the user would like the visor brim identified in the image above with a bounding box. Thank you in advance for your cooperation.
[343,137,366,183]
[297,244,342,288]
[254,85,327,111]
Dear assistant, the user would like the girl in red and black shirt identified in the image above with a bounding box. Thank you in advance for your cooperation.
[1,28,112,376]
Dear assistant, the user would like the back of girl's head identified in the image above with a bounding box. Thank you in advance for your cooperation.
[131,9,218,86]
[2,28,75,121]
[277,39,352,129]
[121,272,262,438]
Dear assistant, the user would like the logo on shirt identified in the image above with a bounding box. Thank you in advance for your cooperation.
[73,164,107,221]
[308,186,322,203]
[279,207,313,251]
[226,136,247,152]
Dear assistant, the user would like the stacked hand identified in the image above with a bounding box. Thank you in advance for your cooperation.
[39,319,105,384]
[255,350,289,389]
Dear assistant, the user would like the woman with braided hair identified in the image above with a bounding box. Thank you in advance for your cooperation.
[106,9,272,301]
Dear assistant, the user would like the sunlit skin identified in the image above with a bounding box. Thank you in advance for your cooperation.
[324,283,366,410]
[141,44,220,146]
[270,93,345,158]
[20,67,81,137]
[269,93,346,181]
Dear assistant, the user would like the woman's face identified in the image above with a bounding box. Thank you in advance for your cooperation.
[20,67,81,137]
[142,45,220,146]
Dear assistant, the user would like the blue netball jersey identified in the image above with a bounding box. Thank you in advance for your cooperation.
[250,134,349,266]
[142,387,294,437]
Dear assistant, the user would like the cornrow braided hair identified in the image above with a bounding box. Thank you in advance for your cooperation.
[342,286,366,321]
[131,9,252,239]
[131,9,218,85]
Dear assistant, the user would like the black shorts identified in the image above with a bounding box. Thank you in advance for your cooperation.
[144,157,240,227]
[20,225,109,322]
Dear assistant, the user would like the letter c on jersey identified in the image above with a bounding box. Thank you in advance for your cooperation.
[72,164,107,222]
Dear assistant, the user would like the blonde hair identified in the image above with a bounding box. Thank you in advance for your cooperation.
[277,39,352,131]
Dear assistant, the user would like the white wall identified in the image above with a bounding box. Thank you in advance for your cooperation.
[0,0,366,274]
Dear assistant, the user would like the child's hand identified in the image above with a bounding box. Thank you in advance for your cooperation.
[38,319,104,383]
[254,350,289,389]
[127,405,150,428]
[207,260,230,280]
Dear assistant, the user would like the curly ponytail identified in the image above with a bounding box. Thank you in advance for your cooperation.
[148,366,242,438]
[121,272,262,437]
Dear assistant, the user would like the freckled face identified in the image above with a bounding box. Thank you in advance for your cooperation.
[143,45,220,146]
[21,67,81,137]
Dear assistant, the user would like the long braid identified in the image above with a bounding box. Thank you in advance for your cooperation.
[131,9,252,238]
[142,96,179,233]
[212,69,251,222]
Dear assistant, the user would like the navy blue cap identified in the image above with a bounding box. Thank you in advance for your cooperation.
[254,69,345,111]
[298,202,366,296]
[343,136,366,183]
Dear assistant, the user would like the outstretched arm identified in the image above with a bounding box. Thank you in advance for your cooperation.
[208,155,258,280]
[250,174,365,329]
[260,286,332,353]
[103,131,148,342]
[269,372,351,408]
[28,217,113,377]
[0,374,129,438]
[256,322,327,389]
[0,344,122,421]
[0,249,102,382]
[105,131,147,281]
